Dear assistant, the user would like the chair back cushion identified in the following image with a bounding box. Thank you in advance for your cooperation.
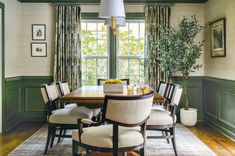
[62,82,70,95]
[158,82,168,97]
[105,92,154,125]
[41,83,59,103]
[41,86,49,103]
[171,85,183,106]
[98,79,107,85]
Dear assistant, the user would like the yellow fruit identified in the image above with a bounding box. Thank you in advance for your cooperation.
[105,79,122,84]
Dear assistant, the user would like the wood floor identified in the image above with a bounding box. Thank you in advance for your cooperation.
[0,122,234,156]
[0,122,45,156]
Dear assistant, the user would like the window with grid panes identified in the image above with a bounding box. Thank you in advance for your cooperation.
[117,21,145,84]
[81,21,109,86]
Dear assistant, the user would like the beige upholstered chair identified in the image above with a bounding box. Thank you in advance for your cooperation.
[97,78,130,85]
[147,84,183,156]
[57,81,101,118]
[41,83,93,154]
[72,91,154,156]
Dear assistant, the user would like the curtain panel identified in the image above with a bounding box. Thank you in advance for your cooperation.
[54,5,82,90]
[144,5,171,90]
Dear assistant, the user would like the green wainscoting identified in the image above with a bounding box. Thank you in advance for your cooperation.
[3,75,235,139]
[3,76,53,132]
[172,76,235,140]
[203,77,235,140]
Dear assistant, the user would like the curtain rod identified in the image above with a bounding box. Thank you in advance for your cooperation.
[52,3,175,6]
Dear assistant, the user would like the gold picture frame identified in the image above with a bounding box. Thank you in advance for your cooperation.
[210,18,226,57]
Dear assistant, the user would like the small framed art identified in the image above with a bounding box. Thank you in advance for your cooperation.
[209,18,226,57]
[31,43,47,57]
[32,24,46,40]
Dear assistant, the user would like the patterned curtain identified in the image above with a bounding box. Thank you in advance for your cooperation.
[54,5,82,90]
[144,5,172,90]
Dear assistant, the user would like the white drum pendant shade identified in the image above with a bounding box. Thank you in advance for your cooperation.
[99,0,126,18]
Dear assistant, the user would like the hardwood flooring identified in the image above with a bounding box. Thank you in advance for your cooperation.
[0,122,45,156]
[188,122,235,156]
[0,122,234,156]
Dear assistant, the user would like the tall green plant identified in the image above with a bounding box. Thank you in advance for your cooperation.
[153,15,204,110]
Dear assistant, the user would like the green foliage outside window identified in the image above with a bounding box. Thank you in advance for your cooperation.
[82,21,145,86]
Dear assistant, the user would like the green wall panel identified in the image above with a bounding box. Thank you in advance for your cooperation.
[203,77,235,140]
[204,85,217,118]
[4,77,21,130]
[25,86,45,112]
[219,90,235,127]
[3,76,53,132]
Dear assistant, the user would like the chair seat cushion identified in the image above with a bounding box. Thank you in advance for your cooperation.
[64,103,78,109]
[49,107,93,124]
[65,104,101,117]
[152,104,166,111]
[72,124,143,148]
[147,110,177,126]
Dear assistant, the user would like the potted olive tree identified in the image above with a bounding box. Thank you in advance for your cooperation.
[153,16,204,126]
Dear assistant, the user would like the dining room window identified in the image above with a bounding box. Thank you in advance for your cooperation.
[117,21,145,84]
[81,20,109,86]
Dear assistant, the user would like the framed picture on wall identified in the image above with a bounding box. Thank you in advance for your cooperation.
[209,18,226,57]
[32,24,46,40]
[31,43,47,57]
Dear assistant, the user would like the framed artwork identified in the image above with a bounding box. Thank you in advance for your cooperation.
[32,24,46,40]
[31,43,47,57]
[209,18,226,57]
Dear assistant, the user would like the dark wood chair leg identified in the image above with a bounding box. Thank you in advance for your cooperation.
[170,127,177,156]
[63,129,67,135]
[165,130,170,143]
[57,128,63,143]
[140,147,145,156]
[50,127,56,148]
[44,125,52,154]
[113,149,118,156]
[122,152,127,156]
[72,141,79,156]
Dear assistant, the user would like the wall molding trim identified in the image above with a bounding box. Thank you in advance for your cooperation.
[17,0,208,4]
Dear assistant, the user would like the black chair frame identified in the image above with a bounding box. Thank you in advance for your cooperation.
[72,91,154,156]
[147,84,182,156]
[42,84,85,154]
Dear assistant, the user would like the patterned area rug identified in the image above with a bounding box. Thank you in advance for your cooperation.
[9,124,216,156]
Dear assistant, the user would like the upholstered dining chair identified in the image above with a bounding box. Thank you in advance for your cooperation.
[157,81,168,97]
[97,78,130,85]
[152,81,170,111]
[41,83,93,154]
[147,84,183,156]
[72,91,154,156]
[57,81,101,118]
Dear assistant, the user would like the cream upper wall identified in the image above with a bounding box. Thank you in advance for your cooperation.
[1,0,22,77]
[2,2,205,77]
[204,0,235,80]
[21,3,55,76]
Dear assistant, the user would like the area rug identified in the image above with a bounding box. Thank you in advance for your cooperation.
[9,124,216,156]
